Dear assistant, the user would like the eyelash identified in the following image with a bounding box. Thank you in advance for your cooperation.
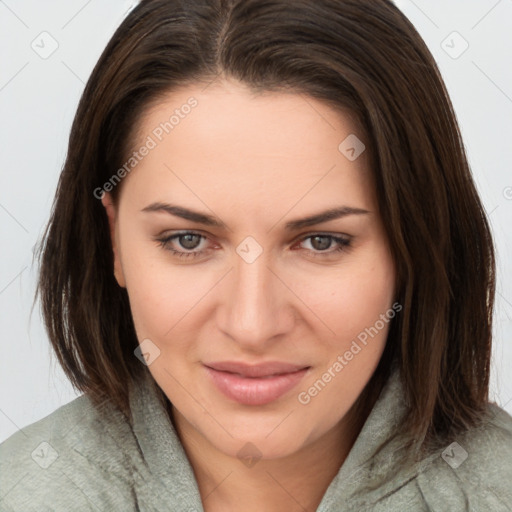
[155,231,352,260]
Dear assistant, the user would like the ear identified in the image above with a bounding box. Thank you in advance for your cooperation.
[101,192,126,288]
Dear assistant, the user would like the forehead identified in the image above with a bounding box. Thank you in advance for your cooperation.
[122,79,375,220]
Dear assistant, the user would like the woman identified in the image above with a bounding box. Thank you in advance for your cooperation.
[1,0,511,510]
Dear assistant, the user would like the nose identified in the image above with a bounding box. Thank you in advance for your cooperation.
[216,248,295,351]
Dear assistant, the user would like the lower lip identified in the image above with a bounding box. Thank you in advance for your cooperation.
[204,366,309,406]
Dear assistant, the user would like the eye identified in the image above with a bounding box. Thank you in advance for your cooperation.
[155,231,352,261]
[155,231,211,260]
[295,234,352,257]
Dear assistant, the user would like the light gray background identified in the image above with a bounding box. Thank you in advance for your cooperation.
[0,0,511,443]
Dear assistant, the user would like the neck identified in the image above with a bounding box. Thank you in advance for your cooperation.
[171,401,368,512]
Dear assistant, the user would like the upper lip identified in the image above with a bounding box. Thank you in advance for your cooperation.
[205,361,310,378]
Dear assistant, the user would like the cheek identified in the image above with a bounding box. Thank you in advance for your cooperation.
[289,246,396,345]
[119,238,216,341]
[119,226,395,352]
[295,257,396,432]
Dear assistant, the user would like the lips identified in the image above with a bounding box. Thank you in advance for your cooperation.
[204,361,310,405]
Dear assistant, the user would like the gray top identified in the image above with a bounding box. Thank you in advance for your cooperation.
[1,366,511,511]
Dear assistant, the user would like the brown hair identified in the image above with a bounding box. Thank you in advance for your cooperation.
[37,0,495,457]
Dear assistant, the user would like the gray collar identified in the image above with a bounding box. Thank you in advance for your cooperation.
[128,365,420,511]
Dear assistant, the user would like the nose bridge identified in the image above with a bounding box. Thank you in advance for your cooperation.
[219,247,289,346]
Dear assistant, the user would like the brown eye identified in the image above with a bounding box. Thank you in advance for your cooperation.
[297,234,352,258]
[309,235,333,251]
[156,231,210,260]
[178,233,202,250]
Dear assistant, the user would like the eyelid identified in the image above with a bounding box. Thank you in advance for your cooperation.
[156,230,351,246]
[292,230,352,242]
[155,230,353,260]
[293,232,352,256]
[154,231,210,260]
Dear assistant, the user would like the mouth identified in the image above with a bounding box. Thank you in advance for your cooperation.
[203,361,311,406]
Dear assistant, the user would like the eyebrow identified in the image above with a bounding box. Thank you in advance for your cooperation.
[141,202,370,231]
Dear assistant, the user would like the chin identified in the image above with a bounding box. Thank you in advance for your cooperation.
[214,432,307,462]
[214,409,315,457]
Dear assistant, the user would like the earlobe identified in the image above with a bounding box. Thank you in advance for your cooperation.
[101,192,126,288]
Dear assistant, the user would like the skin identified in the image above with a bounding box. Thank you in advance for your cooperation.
[102,78,396,512]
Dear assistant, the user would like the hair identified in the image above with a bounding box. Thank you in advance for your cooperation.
[37,0,495,463]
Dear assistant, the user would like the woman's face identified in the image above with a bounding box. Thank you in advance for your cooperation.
[103,78,396,460]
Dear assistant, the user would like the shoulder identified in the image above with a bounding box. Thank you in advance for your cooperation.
[415,402,512,511]
[0,393,142,511]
